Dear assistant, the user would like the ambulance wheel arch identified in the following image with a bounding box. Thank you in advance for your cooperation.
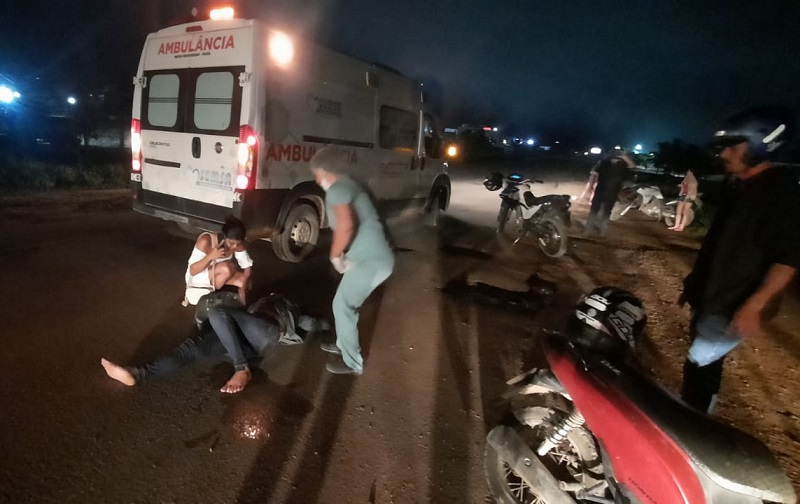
[271,182,326,263]
[425,174,451,227]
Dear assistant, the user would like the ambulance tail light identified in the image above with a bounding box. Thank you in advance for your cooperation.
[131,119,142,172]
[237,125,259,190]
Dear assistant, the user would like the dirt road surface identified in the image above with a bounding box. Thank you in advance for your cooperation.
[1,163,798,503]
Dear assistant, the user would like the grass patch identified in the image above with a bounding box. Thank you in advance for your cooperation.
[0,150,128,194]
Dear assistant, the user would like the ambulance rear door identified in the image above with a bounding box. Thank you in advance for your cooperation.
[137,23,253,216]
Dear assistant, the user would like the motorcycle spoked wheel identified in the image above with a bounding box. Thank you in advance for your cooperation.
[484,395,605,504]
[535,216,568,258]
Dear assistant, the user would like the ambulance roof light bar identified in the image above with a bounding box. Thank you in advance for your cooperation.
[210,7,235,21]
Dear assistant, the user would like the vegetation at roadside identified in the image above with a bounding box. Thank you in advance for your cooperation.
[0,148,128,194]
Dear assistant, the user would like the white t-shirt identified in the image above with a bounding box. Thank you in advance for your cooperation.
[185,247,253,287]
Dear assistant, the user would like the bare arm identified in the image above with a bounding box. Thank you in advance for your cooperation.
[188,235,224,276]
[330,203,355,258]
[733,263,797,338]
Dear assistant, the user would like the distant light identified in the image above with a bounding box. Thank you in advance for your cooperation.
[635,144,643,151]
[583,152,589,156]
[13,91,20,98]
[67,96,77,105]
[269,31,295,67]
[590,147,602,155]
[526,139,535,146]
[482,126,492,131]
[446,145,458,158]
[492,127,498,132]
[614,145,622,150]
[502,139,508,145]
[555,141,560,144]
[210,7,235,20]
[0,86,16,104]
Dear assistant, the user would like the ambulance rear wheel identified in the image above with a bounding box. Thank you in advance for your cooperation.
[273,203,320,263]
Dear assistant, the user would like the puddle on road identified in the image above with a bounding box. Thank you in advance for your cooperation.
[216,372,313,442]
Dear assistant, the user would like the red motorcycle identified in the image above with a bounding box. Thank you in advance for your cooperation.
[484,287,796,504]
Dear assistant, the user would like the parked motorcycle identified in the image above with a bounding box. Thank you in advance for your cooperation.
[609,183,671,223]
[484,286,796,504]
[484,172,572,258]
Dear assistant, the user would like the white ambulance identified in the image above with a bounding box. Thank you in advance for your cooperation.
[130,9,451,262]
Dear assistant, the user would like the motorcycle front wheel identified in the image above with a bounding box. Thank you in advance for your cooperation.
[498,202,525,240]
[484,396,604,504]
[536,216,568,258]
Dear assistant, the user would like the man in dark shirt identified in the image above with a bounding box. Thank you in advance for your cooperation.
[584,148,635,236]
[680,107,800,413]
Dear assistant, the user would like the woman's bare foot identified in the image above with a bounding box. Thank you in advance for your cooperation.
[220,369,251,394]
[101,358,137,386]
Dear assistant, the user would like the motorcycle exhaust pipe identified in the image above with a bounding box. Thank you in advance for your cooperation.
[486,425,576,504]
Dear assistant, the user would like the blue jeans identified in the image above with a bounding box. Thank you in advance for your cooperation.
[208,306,280,372]
[135,306,323,381]
[681,312,741,413]
[134,325,258,381]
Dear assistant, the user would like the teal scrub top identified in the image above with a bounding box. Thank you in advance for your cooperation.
[325,175,393,263]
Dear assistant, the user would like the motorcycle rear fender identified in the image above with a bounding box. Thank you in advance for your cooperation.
[543,207,571,227]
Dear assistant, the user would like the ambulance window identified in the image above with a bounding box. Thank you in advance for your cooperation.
[194,72,234,131]
[147,74,180,128]
[423,114,442,159]
[379,106,417,150]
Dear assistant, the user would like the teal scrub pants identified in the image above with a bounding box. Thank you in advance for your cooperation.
[332,257,395,373]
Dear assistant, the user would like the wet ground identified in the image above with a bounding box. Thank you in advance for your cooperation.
[1,162,798,502]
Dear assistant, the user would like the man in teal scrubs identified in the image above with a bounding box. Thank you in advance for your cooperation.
[310,146,395,375]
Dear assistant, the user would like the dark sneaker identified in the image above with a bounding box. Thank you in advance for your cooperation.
[326,360,361,375]
[320,342,341,355]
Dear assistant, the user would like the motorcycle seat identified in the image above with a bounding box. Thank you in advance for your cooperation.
[611,361,795,503]
[524,193,570,207]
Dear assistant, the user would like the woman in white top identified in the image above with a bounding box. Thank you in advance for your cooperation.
[186,215,253,304]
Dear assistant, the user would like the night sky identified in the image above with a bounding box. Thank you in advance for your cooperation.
[2,0,799,149]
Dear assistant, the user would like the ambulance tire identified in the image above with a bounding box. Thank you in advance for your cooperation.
[272,203,320,263]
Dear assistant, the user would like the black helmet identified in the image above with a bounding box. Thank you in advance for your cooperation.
[566,286,646,354]
[483,172,503,191]
[712,107,795,162]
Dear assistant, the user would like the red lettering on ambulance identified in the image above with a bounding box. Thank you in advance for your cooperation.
[302,146,317,161]
[157,35,235,56]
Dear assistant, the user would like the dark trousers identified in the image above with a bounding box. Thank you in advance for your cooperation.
[586,190,616,234]
[134,325,259,382]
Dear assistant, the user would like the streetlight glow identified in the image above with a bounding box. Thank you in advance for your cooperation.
[0,86,16,104]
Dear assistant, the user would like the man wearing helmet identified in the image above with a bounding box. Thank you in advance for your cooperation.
[680,107,800,413]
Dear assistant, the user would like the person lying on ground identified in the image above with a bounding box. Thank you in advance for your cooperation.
[101,295,330,393]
